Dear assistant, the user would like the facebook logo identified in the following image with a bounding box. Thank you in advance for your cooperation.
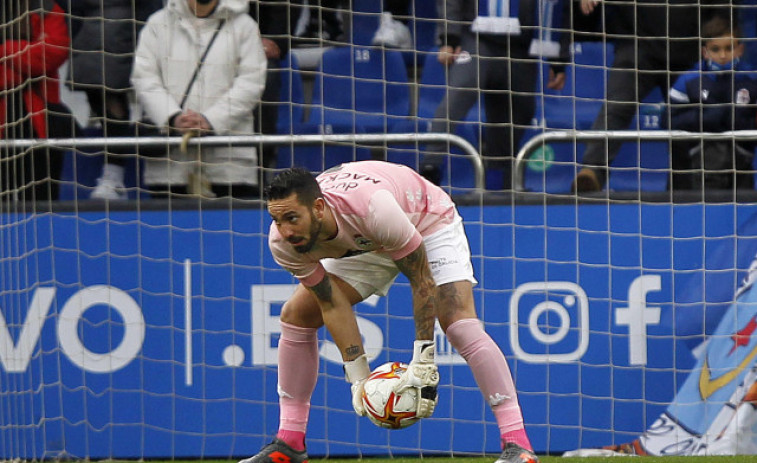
[615,275,661,365]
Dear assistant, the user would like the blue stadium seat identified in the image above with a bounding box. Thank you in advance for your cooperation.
[275,124,373,173]
[350,0,381,47]
[276,53,306,134]
[609,88,668,192]
[400,48,483,148]
[350,0,438,54]
[522,42,670,193]
[518,140,577,194]
[519,138,669,194]
[537,41,612,130]
[411,49,482,190]
[411,0,439,53]
[58,127,144,200]
[308,46,411,133]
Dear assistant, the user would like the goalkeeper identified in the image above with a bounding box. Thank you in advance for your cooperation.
[241,161,538,463]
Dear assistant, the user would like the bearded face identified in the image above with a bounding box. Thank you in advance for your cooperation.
[268,193,324,254]
[291,209,322,254]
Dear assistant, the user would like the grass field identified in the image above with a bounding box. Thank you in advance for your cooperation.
[191,457,757,463]
[317,457,757,463]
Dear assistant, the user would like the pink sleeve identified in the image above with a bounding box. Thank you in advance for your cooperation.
[367,190,423,260]
[299,265,326,287]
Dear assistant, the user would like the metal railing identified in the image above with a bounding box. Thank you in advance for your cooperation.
[1,132,485,190]
[514,130,757,192]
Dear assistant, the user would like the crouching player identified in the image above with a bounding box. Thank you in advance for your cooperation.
[240,161,537,463]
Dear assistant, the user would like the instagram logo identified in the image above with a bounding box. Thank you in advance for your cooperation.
[509,281,589,363]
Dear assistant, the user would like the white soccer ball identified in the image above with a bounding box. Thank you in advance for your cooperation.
[361,361,420,429]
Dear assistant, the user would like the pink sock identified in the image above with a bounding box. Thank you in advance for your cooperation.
[277,321,319,450]
[500,428,532,450]
[445,319,532,451]
[276,429,306,452]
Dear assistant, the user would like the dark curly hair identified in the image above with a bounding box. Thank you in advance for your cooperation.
[264,167,323,206]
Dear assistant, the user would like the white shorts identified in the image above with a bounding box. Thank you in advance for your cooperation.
[322,215,477,299]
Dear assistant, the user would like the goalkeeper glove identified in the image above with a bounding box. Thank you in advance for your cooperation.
[344,354,370,417]
[395,340,439,418]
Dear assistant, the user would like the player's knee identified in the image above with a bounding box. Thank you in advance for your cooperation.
[280,298,323,328]
[279,301,298,325]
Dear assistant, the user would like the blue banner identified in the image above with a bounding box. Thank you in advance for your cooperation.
[2,203,757,458]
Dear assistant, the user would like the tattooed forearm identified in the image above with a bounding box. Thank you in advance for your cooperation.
[414,292,436,340]
[396,244,437,340]
[309,274,334,304]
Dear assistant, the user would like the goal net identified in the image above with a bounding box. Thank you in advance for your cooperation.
[2,0,757,460]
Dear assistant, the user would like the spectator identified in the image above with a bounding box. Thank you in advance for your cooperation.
[68,0,163,200]
[668,16,757,191]
[421,0,569,189]
[291,0,345,47]
[131,0,267,199]
[1,0,80,203]
[250,0,289,188]
[571,0,728,193]
[372,0,413,50]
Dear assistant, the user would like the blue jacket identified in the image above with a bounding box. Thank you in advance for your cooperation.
[669,59,757,133]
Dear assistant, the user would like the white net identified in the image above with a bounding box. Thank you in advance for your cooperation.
[2,0,757,460]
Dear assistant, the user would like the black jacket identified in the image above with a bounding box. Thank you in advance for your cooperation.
[439,0,571,63]
[582,0,731,68]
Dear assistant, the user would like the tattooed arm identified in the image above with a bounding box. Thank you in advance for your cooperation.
[394,242,440,418]
[307,273,365,362]
[395,242,437,341]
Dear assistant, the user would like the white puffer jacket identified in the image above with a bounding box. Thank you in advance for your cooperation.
[131,0,267,187]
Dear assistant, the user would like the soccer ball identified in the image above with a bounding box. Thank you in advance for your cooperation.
[361,361,420,429]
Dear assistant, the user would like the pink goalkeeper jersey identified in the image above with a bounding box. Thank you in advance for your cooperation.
[268,161,458,287]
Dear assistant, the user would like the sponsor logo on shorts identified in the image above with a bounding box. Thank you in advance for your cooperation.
[429,257,458,270]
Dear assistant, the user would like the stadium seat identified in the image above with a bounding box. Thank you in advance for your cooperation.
[308,46,411,133]
[411,0,439,53]
[537,41,612,130]
[521,42,670,193]
[408,49,482,190]
[58,128,144,200]
[519,138,669,194]
[397,48,483,149]
[350,0,438,54]
[350,0,381,47]
[275,124,373,173]
[276,53,306,134]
